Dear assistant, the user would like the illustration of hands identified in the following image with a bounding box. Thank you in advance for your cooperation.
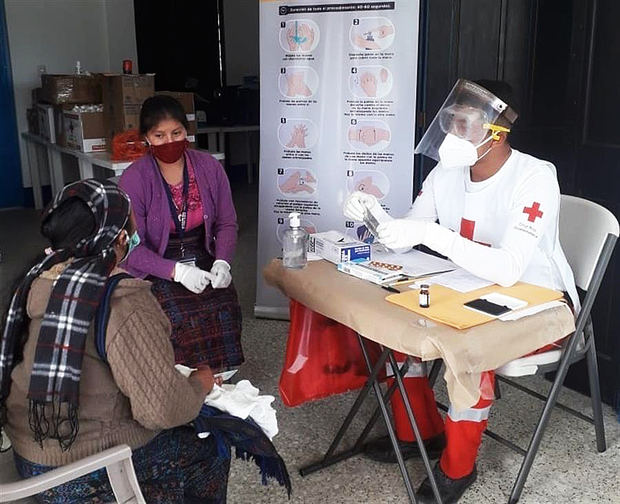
[279,170,316,194]
[285,124,308,148]
[355,176,385,199]
[348,126,391,146]
[285,72,313,97]
[372,24,395,38]
[353,34,380,50]
[360,72,377,97]
[286,23,315,52]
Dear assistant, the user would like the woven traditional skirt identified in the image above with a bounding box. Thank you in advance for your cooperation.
[150,226,244,371]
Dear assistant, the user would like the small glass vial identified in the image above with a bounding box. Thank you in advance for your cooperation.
[282,212,308,269]
[419,283,430,308]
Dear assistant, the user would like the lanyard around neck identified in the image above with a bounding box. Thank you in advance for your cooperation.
[158,157,190,241]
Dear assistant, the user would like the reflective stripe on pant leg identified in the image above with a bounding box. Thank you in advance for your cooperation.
[447,404,491,422]
[440,371,495,479]
[389,352,444,442]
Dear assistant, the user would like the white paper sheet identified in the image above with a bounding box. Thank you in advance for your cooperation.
[370,246,456,278]
[419,268,494,293]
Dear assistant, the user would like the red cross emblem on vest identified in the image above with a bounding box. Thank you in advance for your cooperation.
[523,202,543,222]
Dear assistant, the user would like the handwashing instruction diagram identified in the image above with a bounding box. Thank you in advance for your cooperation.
[257,0,420,311]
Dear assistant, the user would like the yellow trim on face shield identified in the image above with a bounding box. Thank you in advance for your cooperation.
[483,123,511,140]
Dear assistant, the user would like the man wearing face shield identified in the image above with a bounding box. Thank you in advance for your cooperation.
[343,80,578,503]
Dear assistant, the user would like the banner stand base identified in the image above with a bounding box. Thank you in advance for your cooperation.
[254,305,290,320]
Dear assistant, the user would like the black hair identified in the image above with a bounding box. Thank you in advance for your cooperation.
[40,197,96,253]
[139,95,189,136]
[474,79,518,127]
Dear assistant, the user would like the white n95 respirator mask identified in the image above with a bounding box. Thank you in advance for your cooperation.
[437,133,494,169]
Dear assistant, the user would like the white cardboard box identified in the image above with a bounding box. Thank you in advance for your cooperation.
[64,111,107,153]
[308,231,371,264]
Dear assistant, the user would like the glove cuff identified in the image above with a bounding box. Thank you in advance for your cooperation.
[173,262,188,282]
[213,259,231,270]
[422,222,457,256]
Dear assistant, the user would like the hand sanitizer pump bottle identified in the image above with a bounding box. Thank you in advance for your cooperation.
[282,212,308,269]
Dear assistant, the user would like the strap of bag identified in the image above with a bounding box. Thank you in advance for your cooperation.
[94,273,133,363]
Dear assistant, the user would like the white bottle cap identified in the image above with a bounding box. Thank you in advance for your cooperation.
[289,212,301,227]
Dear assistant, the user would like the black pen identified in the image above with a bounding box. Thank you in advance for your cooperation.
[381,285,400,294]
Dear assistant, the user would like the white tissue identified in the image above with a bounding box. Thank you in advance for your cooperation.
[174,365,278,440]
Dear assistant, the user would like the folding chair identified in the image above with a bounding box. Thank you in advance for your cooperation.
[0,444,146,503]
[487,194,619,503]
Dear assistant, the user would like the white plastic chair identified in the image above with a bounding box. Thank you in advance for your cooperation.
[0,444,146,503]
[491,194,619,502]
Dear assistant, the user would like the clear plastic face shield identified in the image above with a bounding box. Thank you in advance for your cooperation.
[414,79,518,163]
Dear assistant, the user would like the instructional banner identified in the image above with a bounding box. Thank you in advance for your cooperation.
[256,0,420,318]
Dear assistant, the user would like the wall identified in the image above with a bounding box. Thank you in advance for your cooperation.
[103,0,139,75]
[223,0,259,85]
[4,0,137,188]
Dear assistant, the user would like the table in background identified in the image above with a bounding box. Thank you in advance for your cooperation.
[21,132,224,209]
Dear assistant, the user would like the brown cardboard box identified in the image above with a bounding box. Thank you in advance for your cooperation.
[102,74,155,145]
[41,74,101,105]
[64,110,107,153]
[34,104,71,145]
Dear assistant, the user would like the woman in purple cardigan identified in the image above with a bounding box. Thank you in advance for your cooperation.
[119,95,243,371]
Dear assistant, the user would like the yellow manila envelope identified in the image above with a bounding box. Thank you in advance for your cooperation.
[386,282,565,330]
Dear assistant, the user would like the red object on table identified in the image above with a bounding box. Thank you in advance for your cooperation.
[279,300,383,407]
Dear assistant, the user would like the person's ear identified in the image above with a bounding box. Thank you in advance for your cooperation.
[493,131,508,146]
[113,229,129,251]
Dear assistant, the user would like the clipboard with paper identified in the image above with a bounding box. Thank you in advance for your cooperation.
[385,282,565,330]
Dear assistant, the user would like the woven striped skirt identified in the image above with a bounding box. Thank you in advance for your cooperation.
[150,226,244,371]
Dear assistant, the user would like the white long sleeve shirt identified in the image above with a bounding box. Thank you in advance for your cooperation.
[407,149,579,309]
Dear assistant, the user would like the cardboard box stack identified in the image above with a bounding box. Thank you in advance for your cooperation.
[102,74,155,145]
[30,73,103,148]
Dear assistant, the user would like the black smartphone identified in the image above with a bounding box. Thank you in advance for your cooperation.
[463,298,511,316]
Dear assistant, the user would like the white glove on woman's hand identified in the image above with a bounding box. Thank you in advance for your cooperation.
[210,260,232,289]
[174,262,213,294]
[376,219,428,251]
[343,191,379,221]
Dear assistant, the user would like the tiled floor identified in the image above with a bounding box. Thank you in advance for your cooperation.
[1,181,618,503]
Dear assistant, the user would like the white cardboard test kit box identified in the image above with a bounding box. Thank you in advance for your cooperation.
[64,110,107,153]
[308,231,371,264]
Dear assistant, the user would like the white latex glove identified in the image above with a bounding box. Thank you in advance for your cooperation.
[376,219,428,251]
[343,191,379,221]
[210,260,232,289]
[174,262,214,294]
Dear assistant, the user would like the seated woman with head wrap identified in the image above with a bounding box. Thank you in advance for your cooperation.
[0,180,229,503]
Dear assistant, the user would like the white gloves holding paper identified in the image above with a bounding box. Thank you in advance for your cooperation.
[343,191,392,223]
[174,263,213,293]
[343,191,379,221]
[210,260,232,289]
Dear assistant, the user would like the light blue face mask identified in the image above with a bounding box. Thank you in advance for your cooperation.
[120,230,140,262]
